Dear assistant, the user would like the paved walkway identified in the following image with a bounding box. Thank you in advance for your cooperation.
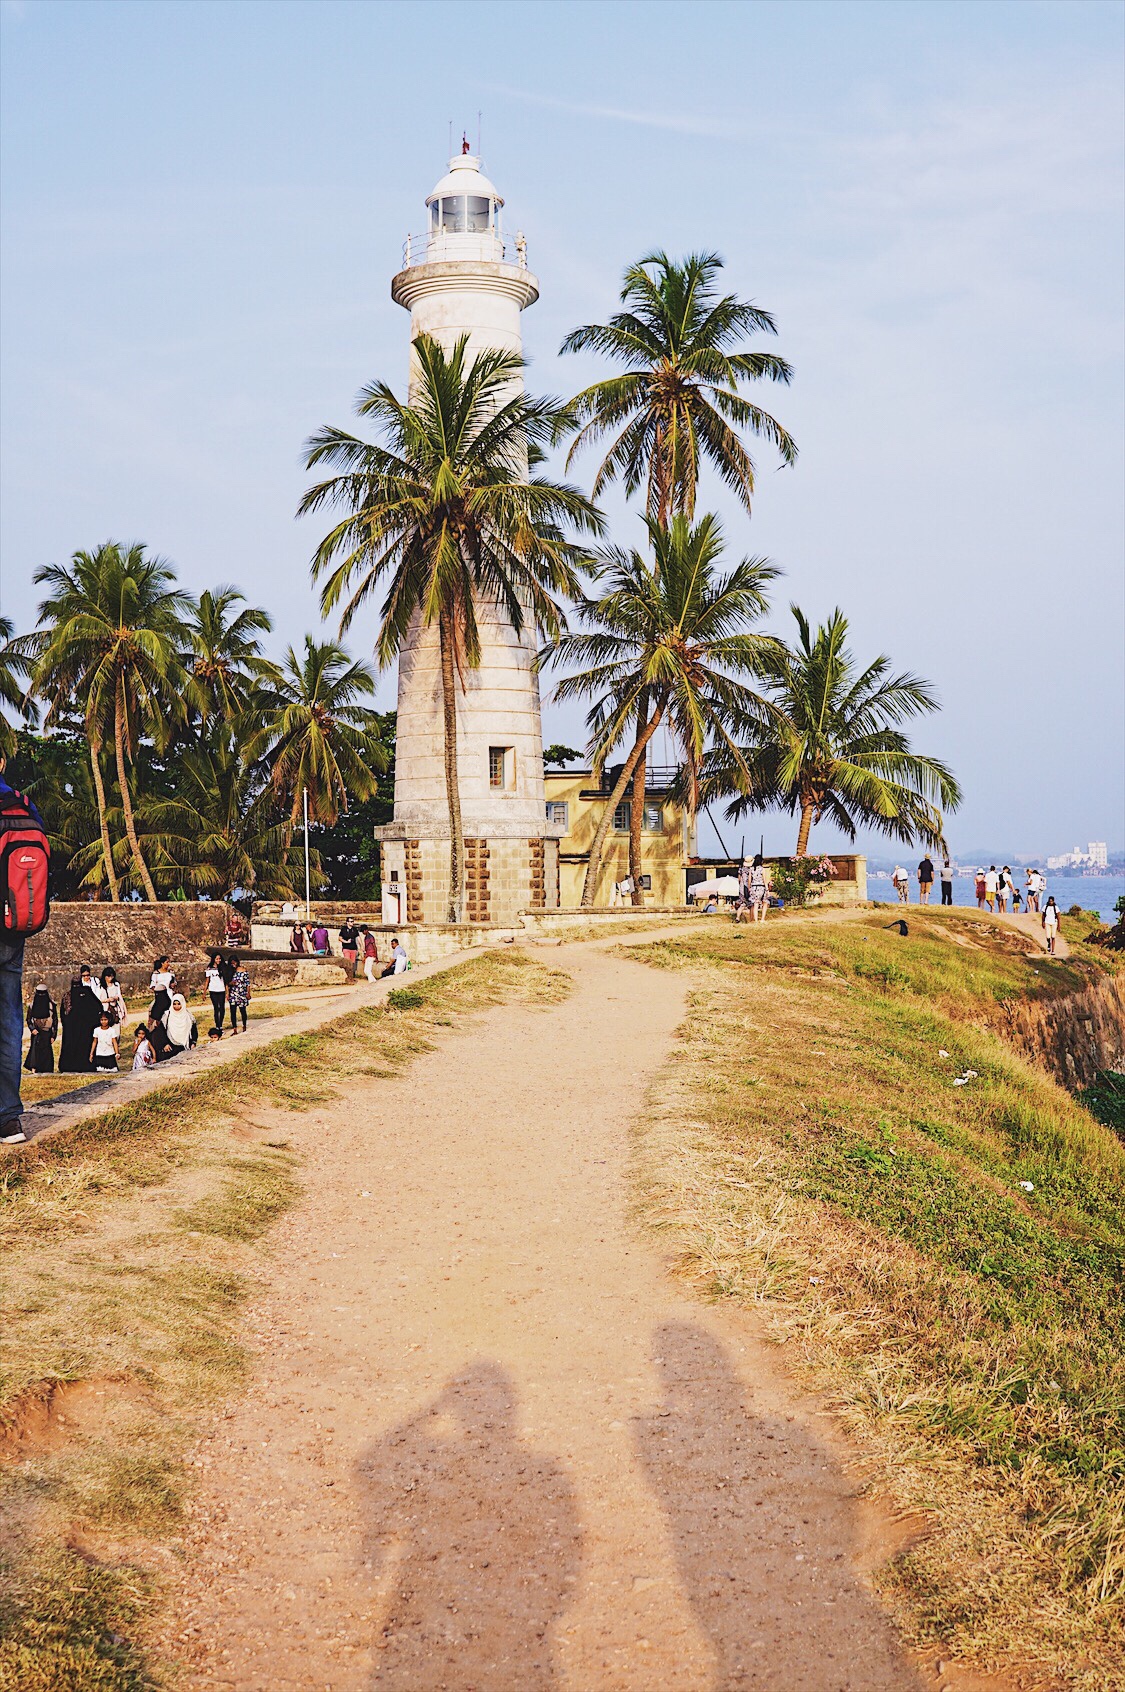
[160,934,924,1692]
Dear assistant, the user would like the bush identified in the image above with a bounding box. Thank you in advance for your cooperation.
[769,854,837,907]
[387,987,424,1010]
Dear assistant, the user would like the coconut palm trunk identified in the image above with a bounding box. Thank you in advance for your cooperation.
[795,796,816,857]
[114,681,158,901]
[581,709,663,907]
[629,728,647,906]
[438,609,465,924]
[88,738,120,901]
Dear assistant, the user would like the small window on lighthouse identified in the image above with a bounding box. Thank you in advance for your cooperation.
[489,747,514,790]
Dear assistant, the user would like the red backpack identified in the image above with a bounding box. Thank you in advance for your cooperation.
[0,789,51,938]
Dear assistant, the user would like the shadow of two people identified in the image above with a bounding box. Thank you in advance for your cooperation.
[356,1322,917,1689]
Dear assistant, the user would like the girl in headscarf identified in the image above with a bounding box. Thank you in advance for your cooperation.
[59,974,101,1072]
[24,984,58,1073]
[94,967,127,1030]
[163,993,197,1055]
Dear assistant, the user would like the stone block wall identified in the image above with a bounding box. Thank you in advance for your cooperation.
[378,835,559,927]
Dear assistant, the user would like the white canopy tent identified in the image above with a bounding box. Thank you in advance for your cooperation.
[691,875,741,899]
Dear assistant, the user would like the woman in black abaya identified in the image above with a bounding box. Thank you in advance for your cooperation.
[24,984,58,1073]
[59,976,101,1072]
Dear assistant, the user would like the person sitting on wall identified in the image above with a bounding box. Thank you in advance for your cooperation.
[381,938,409,978]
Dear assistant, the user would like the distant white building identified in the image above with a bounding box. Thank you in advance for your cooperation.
[1046,842,1109,871]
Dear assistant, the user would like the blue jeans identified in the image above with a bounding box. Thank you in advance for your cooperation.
[0,938,25,1126]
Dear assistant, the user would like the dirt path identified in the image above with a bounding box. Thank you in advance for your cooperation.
[164,937,925,1691]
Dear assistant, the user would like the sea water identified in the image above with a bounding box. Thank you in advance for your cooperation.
[866,871,1123,924]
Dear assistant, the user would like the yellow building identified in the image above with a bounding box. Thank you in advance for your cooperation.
[543,766,696,907]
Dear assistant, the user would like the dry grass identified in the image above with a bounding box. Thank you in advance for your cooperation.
[625,911,1124,1692]
[0,949,569,1692]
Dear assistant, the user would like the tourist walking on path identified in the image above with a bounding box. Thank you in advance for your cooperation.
[0,761,48,1144]
[164,994,198,1055]
[996,866,1014,915]
[1026,868,1044,913]
[150,956,176,1020]
[90,1010,120,1072]
[975,869,987,909]
[59,974,101,1073]
[227,957,251,1033]
[339,919,360,977]
[204,952,228,1031]
[289,923,306,954]
[984,866,999,911]
[1042,896,1061,955]
[24,985,57,1074]
[311,923,330,956]
[892,865,909,903]
[361,926,379,982]
[748,854,769,924]
[132,1023,156,1070]
[940,857,954,906]
[94,967,127,1030]
[917,854,934,904]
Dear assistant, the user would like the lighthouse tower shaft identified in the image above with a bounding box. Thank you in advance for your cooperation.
[377,153,561,925]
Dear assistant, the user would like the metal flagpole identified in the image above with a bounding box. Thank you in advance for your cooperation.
[303,787,311,921]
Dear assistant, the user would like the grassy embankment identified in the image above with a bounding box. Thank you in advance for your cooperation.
[626,908,1123,1691]
[0,951,569,1692]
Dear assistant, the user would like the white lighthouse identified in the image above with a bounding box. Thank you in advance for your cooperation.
[377,148,561,925]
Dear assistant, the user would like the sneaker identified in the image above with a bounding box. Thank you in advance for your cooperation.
[0,1123,27,1145]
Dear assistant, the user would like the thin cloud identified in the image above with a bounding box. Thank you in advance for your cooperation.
[485,82,746,141]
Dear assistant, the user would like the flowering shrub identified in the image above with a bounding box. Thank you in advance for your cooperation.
[770,854,838,907]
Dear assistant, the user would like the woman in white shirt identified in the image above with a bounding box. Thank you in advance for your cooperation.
[149,956,176,1019]
[95,967,127,1030]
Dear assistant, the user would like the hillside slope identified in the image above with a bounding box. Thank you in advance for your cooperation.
[627,910,1124,1691]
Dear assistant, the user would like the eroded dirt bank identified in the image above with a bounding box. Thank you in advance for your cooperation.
[160,940,924,1691]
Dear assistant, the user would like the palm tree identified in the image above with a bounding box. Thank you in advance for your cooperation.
[184,587,273,727]
[0,615,37,761]
[708,606,961,855]
[299,332,601,921]
[560,250,797,527]
[137,739,304,899]
[561,251,797,902]
[29,543,192,900]
[249,637,387,827]
[543,514,780,905]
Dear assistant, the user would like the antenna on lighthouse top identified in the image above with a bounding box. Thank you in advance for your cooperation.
[462,131,470,154]
[477,110,482,155]
[447,118,452,157]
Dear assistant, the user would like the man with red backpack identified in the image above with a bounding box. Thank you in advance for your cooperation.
[0,761,51,1145]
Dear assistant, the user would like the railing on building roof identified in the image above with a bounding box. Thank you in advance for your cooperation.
[399,232,529,270]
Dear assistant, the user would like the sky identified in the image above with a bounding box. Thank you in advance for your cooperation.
[1,0,1122,861]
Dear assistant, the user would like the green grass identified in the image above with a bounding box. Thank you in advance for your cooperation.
[626,909,1124,1688]
[0,948,570,1692]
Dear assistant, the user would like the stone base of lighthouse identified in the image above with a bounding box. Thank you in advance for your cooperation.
[378,832,560,926]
